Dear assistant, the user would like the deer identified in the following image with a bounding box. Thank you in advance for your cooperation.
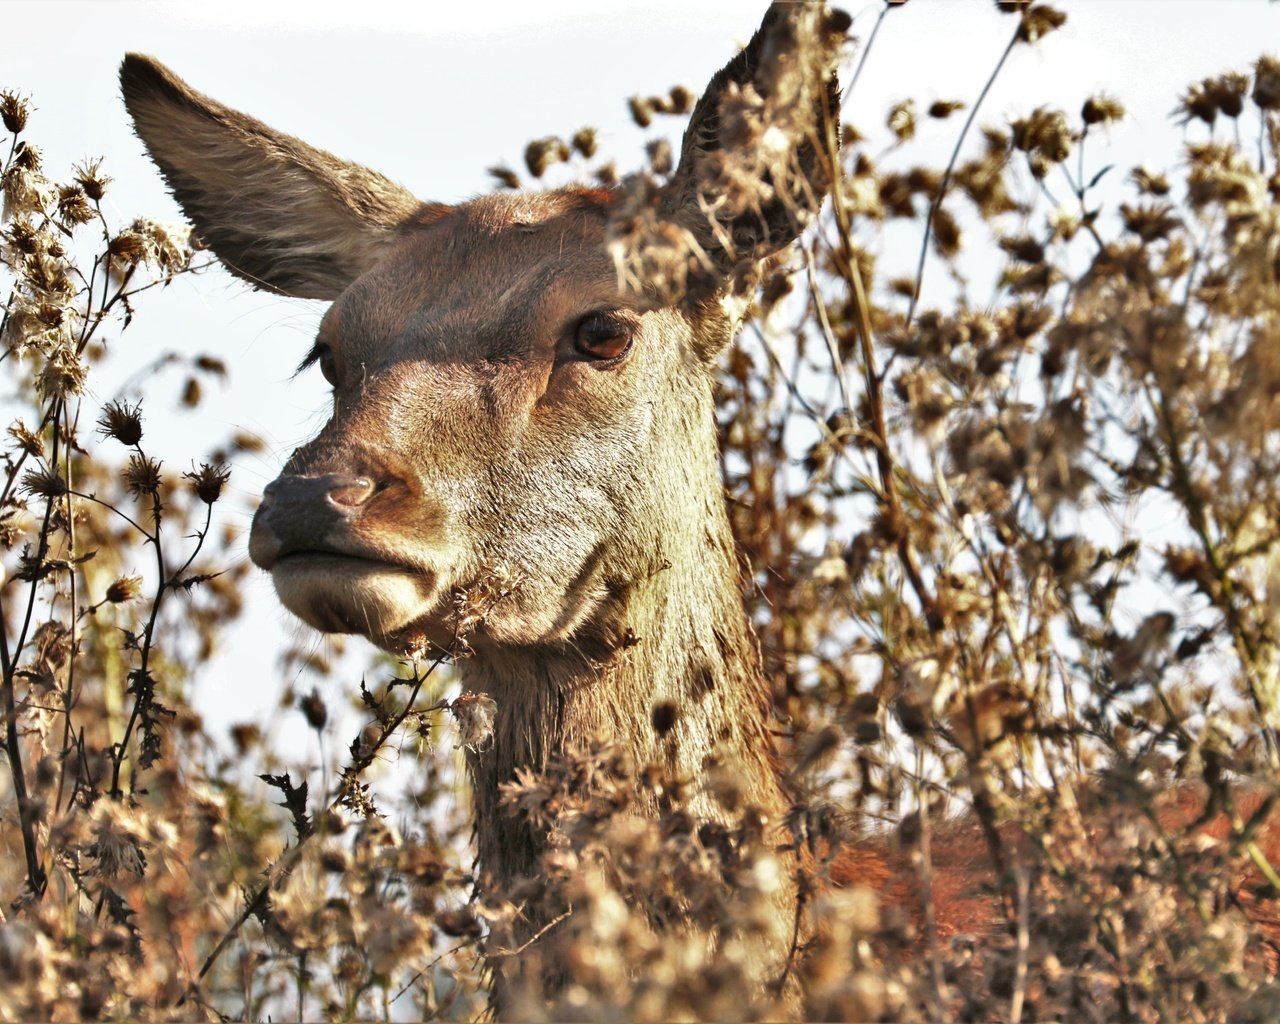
[118,5,1280,1017]
[120,2,847,1012]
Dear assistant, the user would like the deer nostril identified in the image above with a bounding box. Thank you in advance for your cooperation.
[326,476,376,509]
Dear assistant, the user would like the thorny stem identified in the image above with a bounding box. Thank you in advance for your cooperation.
[0,395,66,902]
[54,401,79,816]
[107,477,166,798]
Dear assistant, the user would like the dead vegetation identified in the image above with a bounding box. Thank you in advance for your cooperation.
[3,3,1280,1021]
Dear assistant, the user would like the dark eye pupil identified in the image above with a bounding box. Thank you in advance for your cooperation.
[576,313,633,360]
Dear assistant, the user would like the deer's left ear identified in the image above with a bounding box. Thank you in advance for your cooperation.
[662,3,845,278]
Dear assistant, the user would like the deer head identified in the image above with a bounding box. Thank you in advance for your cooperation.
[120,5,843,665]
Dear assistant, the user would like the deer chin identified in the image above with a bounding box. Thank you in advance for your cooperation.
[270,553,441,642]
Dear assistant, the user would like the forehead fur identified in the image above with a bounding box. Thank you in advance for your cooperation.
[408,187,618,233]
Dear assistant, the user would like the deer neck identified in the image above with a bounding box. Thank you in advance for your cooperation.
[461,491,785,887]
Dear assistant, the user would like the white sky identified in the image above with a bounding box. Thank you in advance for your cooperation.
[2,0,1277,753]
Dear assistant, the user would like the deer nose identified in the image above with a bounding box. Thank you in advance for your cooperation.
[250,473,381,569]
[261,473,375,511]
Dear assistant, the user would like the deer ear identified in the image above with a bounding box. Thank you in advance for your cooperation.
[120,54,434,300]
[661,3,845,276]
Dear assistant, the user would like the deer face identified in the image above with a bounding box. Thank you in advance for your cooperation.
[120,3,841,654]
[249,193,715,651]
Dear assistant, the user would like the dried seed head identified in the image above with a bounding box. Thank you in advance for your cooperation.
[523,136,569,178]
[123,453,162,497]
[37,348,87,399]
[1016,4,1067,44]
[1253,54,1280,111]
[73,158,110,201]
[1081,94,1125,126]
[628,95,654,128]
[56,184,94,227]
[668,84,695,114]
[106,575,143,604]
[887,99,917,143]
[1176,80,1218,126]
[300,688,328,731]
[645,137,672,176]
[928,99,966,119]
[14,141,40,171]
[1131,166,1171,196]
[487,164,520,190]
[0,91,29,134]
[1210,71,1248,119]
[107,229,147,266]
[7,419,43,458]
[571,126,598,159]
[96,400,143,446]
[185,462,230,504]
[21,465,66,498]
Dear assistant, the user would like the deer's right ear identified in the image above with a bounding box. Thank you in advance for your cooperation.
[120,54,434,300]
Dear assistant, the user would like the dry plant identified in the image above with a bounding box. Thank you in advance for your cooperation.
[4,3,1280,1022]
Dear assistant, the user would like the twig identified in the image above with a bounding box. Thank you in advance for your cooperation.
[905,18,1023,328]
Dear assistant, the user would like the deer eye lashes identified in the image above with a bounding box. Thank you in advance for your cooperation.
[298,342,338,385]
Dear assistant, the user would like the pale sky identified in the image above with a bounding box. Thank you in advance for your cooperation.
[2,0,1277,754]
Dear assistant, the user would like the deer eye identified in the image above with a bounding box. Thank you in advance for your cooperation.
[574,311,635,362]
[316,344,338,385]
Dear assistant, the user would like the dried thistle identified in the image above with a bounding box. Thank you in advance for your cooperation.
[96,400,143,446]
[73,157,110,201]
[1253,54,1280,110]
[524,136,570,178]
[1082,93,1125,126]
[104,575,143,604]
[184,462,229,504]
[0,90,29,134]
[123,453,162,497]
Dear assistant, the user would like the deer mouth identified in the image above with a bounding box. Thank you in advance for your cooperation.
[269,552,442,640]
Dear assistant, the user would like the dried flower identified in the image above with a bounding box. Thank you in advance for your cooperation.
[0,91,29,134]
[628,95,653,128]
[185,462,229,504]
[1016,3,1067,44]
[487,164,520,190]
[1253,54,1280,110]
[571,126,598,159]
[21,465,66,498]
[96,400,143,446]
[301,689,328,730]
[886,99,916,143]
[106,575,143,604]
[123,453,162,497]
[524,136,570,178]
[1210,71,1249,119]
[7,419,43,458]
[1082,93,1125,126]
[73,157,110,201]
[55,184,94,226]
[928,99,966,119]
[1131,166,1171,196]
